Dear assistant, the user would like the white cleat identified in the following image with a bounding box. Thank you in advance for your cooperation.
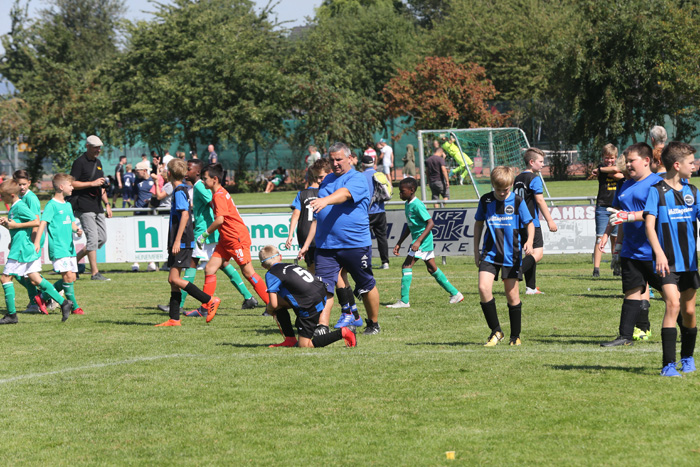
[449,292,464,304]
[387,300,410,308]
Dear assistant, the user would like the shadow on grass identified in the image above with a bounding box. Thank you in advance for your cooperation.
[566,293,623,299]
[218,342,269,348]
[251,328,285,335]
[405,341,480,347]
[546,364,647,374]
[96,320,154,326]
[529,337,612,345]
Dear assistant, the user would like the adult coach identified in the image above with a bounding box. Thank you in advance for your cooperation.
[300,142,381,335]
[426,147,449,208]
[362,155,390,269]
[70,135,112,281]
[600,143,663,346]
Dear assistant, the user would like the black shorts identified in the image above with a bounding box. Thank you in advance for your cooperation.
[430,181,449,200]
[168,248,193,269]
[295,311,321,339]
[479,260,521,281]
[621,257,663,293]
[520,226,544,249]
[304,246,316,268]
[658,270,700,292]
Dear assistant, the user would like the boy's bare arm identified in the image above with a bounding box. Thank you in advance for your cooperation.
[411,218,434,251]
[34,220,48,252]
[286,209,301,249]
[473,220,484,267]
[298,220,317,259]
[172,210,189,254]
[645,213,668,276]
[534,194,557,232]
[393,224,411,256]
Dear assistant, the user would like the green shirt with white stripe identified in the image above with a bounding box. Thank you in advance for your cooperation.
[405,197,434,252]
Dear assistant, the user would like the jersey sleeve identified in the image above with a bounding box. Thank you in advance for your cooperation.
[414,200,432,223]
[40,201,55,222]
[518,199,534,226]
[265,271,281,294]
[643,186,660,217]
[15,202,37,223]
[474,197,486,221]
[291,191,302,211]
[174,189,189,212]
[344,172,369,203]
[529,176,544,195]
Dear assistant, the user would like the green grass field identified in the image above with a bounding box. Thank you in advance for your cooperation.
[2,254,699,465]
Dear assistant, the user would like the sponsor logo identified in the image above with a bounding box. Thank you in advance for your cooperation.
[505,205,514,215]
[684,194,694,206]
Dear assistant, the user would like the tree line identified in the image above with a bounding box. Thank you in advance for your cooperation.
[2,0,700,180]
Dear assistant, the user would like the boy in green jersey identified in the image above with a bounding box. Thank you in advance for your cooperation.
[13,170,43,313]
[387,177,463,308]
[33,174,85,316]
[0,179,74,324]
[156,159,256,317]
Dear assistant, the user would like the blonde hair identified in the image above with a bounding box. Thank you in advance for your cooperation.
[52,173,74,191]
[491,166,516,188]
[167,159,188,180]
[602,144,618,159]
[258,245,280,264]
[0,179,20,196]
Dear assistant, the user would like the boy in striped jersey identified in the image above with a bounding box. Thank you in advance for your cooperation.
[473,166,534,346]
[644,141,699,376]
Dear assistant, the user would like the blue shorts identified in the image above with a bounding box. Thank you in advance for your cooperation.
[315,246,376,296]
[595,206,618,237]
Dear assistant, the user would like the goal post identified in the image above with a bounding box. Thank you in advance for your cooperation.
[416,127,552,202]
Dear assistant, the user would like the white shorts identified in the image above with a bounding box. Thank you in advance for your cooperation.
[408,249,435,261]
[193,242,216,262]
[53,257,78,273]
[3,258,42,277]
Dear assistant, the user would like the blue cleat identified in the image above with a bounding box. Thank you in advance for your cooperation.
[660,362,681,377]
[334,313,355,329]
[680,356,696,374]
[351,316,364,327]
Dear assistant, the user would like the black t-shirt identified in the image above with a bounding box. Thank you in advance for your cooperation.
[426,155,446,184]
[115,163,125,184]
[513,171,538,218]
[69,152,105,213]
[294,187,319,247]
[596,164,618,207]
[265,263,327,314]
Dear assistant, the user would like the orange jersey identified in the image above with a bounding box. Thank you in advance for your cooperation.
[211,187,250,244]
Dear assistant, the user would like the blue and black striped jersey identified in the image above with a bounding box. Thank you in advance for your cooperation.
[475,191,534,267]
[265,263,327,318]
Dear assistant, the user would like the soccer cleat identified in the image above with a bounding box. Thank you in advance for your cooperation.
[509,337,521,346]
[334,313,356,329]
[47,297,59,311]
[600,336,634,347]
[157,304,170,313]
[131,262,140,272]
[362,323,380,335]
[147,262,158,272]
[649,289,655,299]
[386,300,410,308]
[72,307,84,315]
[484,331,504,347]
[269,336,298,348]
[155,319,181,327]
[242,297,258,309]
[680,356,696,373]
[185,306,207,318]
[612,264,621,276]
[633,327,650,341]
[205,297,221,323]
[342,326,357,347]
[660,362,681,377]
[90,273,110,281]
[34,295,49,315]
[60,299,73,322]
[592,269,600,277]
[0,313,18,324]
[525,287,544,295]
[449,292,464,304]
[380,263,390,270]
[77,263,86,274]
[350,315,364,327]
[23,303,41,314]
[261,310,272,317]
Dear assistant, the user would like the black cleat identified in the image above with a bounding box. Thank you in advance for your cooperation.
[362,323,381,335]
[157,304,170,313]
[0,313,18,324]
[60,299,73,322]
[242,297,258,309]
[600,336,634,347]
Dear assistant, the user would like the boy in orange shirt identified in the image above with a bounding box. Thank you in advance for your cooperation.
[197,163,269,322]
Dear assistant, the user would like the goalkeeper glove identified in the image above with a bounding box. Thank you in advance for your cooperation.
[196,232,209,249]
[607,207,636,225]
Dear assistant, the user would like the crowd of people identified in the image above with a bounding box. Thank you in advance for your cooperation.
[0,128,697,376]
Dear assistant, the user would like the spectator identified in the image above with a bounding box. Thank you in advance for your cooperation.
[377,139,394,180]
[361,155,390,269]
[122,164,135,208]
[132,160,156,272]
[426,147,450,208]
[152,155,174,209]
[403,144,416,178]
[150,151,160,174]
[363,142,377,167]
[113,155,126,208]
[69,135,112,281]
[265,167,286,194]
[207,144,218,165]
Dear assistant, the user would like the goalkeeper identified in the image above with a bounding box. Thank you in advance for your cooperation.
[441,134,473,184]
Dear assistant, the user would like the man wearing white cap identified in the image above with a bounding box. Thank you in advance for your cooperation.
[69,135,112,281]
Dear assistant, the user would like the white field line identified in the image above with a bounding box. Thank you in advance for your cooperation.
[0,353,203,385]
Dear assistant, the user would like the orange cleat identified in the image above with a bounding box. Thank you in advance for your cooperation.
[72,308,84,315]
[269,336,298,348]
[342,326,357,347]
[205,297,221,323]
[155,319,181,327]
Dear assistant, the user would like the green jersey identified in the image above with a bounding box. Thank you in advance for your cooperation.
[192,180,219,243]
[405,197,434,252]
[40,199,76,261]
[7,199,42,263]
[21,189,45,247]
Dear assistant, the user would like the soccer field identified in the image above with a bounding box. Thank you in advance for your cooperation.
[1,254,698,465]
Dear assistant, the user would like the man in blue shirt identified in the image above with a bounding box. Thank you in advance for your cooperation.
[299,143,381,335]
[361,155,390,269]
[601,143,664,347]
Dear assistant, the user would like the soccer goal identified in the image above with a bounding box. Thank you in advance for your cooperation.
[416,127,552,201]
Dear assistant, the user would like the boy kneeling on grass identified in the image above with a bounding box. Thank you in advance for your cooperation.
[259,245,356,348]
[156,159,220,327]
[387,177,463,308]
[0,179,74,324]
[473,166,534,346]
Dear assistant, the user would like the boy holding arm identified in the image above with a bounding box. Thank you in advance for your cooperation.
[474,167,534,346]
